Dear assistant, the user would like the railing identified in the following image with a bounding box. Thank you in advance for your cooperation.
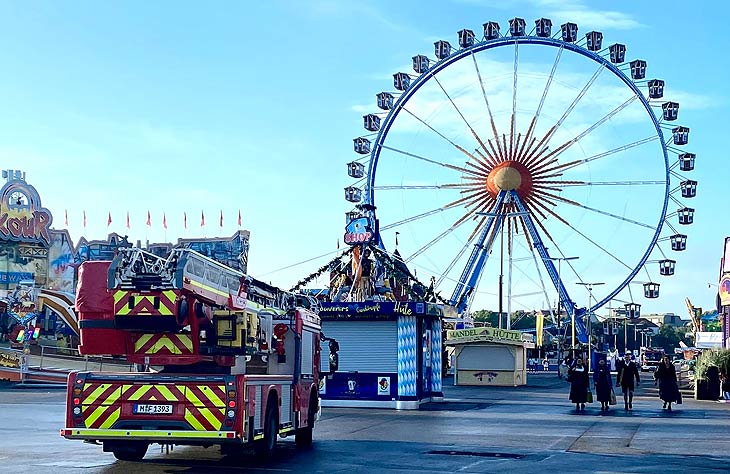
[35,344,135,372]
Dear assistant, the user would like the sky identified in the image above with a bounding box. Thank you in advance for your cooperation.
[0,0,726,319]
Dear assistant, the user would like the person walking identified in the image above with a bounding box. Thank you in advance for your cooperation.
[594,358,613,411]
[654,355,681,411]
[616,352,640,410]
[568,358,590,411]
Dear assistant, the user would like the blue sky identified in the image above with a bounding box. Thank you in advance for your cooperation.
[0,0,725,317]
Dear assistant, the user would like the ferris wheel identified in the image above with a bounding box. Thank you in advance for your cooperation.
[344,17,696,339]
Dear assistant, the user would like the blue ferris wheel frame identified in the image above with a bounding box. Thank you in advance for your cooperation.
[362,35,671,316]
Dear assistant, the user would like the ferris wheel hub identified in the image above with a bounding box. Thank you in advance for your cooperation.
[486,160,533,197]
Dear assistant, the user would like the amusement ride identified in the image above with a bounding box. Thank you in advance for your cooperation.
[343,17,697,345]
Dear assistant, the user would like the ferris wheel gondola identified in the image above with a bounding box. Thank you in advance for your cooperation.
[343,17,696,342]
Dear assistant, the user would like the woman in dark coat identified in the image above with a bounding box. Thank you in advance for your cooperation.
[654,355,681,410]
[568,358,590,411]
[594,358,613,411]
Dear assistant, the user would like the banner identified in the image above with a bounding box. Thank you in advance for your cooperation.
[536,311,544,346]
[720,274,730,306]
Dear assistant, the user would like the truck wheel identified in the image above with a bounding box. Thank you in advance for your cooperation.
[295,392,317,447]
[256,403,278,456]
[110,442,148,462]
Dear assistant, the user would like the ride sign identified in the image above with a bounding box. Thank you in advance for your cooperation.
[344,216,374,245]
[0,172,53,246]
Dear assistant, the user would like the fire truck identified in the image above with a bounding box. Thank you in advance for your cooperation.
[60,247,338,461]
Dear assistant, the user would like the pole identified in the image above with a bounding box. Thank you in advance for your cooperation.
[507,224,512,330]
[498,223,504,329]
[556,260,561,375]
[587,288,592,373]
[576,282,604,374]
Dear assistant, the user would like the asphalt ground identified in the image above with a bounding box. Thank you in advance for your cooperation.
[0,373,728,473]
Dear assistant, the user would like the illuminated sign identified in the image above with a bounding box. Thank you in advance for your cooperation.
[0,172,53,246]
[344,216,374,245]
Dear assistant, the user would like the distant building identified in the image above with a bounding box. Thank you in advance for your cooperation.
[642,313,686,328]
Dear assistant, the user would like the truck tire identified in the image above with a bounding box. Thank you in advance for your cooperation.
[109,441,148,462]
[295,391,317,447]
[256,402,278,456]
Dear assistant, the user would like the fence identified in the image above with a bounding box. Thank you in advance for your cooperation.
[35,344,135,373]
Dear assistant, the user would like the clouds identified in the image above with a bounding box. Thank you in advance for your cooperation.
[452,0,643,30]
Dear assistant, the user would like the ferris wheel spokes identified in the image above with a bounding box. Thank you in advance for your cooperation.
[530,95,640,174]
[449,191,507,311]
[379,145,479,176]
[536,136,659,177]
[522,45,564,149]
[399,106,498,170]
[435,215,488,288]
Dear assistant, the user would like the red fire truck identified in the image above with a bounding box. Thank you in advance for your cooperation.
[60,248,337,461]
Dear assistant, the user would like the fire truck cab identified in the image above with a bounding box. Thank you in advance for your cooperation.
[61,248,337,461]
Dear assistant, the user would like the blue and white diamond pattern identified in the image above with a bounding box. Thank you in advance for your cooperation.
[397,315,417,397]
[431,319,442,393]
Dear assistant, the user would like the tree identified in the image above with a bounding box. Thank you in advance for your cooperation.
[652,324,690,354]
[472,309,498,327]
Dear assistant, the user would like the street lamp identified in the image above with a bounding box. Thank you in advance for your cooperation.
[547,256,579,370]
[576,282,605,373]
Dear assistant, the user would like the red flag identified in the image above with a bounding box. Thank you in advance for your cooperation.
[83,211,87,229]
[126,211,130,229]
[219,210,223,228]
[107,212,112,227]
[146,211,151,227]
[163,213,167,229]
[237,210,242,227]
[201,210,205,227]
[64,210,68,226]
[184,211,188,229]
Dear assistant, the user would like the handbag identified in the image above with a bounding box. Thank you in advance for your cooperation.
[586,390,593,403]
[609,389,617,405]
[677,391,683,405]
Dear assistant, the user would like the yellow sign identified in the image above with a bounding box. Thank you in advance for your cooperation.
[446,326,524,345]
[0,349,20,369]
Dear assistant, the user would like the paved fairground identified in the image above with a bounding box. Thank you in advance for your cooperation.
[1,372,729,474]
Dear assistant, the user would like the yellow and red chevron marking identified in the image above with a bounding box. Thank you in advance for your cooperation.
[120,384,225,407]
[82,404,121,429]
[133,333,194,355]
[184,406,225,431]
[81,382,122,405]
[122,384,186,402]
[113,290,177,316]
[119,383,226,431]
[184,384,226,407]
[80,382,124,429]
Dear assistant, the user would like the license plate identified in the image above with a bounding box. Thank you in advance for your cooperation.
[133,404,173,415]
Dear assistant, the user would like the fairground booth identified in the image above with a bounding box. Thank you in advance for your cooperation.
[318,300,444,409]
[446,326,535,386]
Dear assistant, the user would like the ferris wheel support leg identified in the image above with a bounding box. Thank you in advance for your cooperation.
[509,191,586,345]
[449,192,508,313]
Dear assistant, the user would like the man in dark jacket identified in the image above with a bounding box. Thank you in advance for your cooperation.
[616,353,641,410]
